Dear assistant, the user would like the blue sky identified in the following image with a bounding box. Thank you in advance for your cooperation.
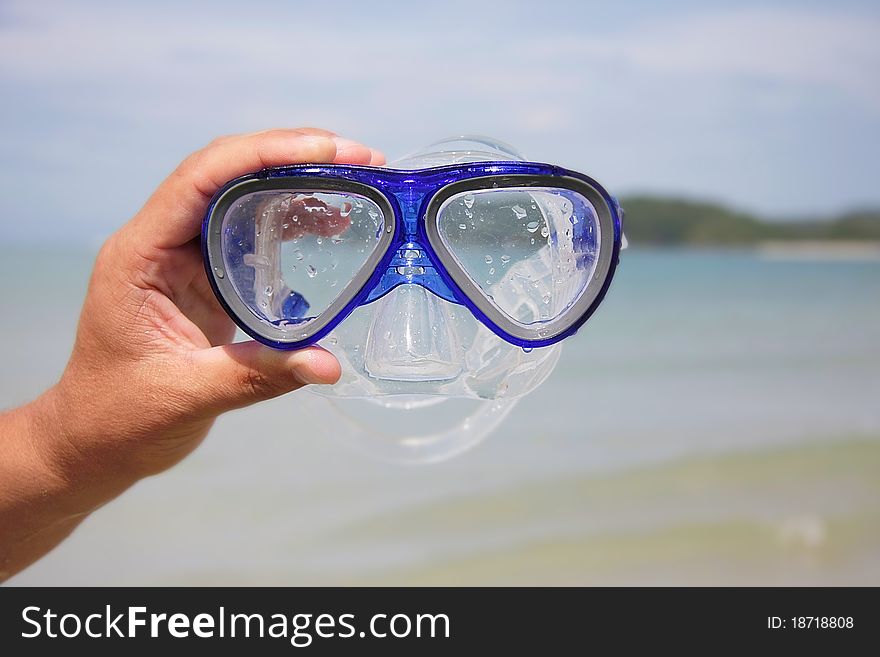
[1,0,879,243]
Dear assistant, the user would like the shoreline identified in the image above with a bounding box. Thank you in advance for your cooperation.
[756,240,880,261]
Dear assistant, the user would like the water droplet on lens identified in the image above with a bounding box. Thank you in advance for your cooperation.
[294,249,304,261]
[328,336,338,345]
[290,264,297,272]
[332,237,344,244]
[307,265,317,278]
[484,255,493,264]
[526,220,540,233]
[459,223,467,230]
[522,346,533,353]
[500,255,511,264]
[489,267,495,275]
[463,193,475,209]
[513,205,527,220]
[316,236,324,245]
[214,267,225,279]
[264,285,273,295]
[541,226,550,238]
[542,293,551,304]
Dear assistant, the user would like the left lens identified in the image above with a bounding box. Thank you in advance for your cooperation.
[435,186,601,328]
[215,188,389,342]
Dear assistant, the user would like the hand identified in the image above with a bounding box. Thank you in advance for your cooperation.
[0,128,384,579]
[60,128,385,475]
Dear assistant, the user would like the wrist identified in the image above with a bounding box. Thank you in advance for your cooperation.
[0,389,119,580]
[22,383,142,517]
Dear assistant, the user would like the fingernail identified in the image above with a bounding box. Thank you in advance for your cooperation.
[289,352,329,385]
[292,365,325,385]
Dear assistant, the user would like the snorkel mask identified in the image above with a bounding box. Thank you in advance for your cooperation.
[202,137,623,462]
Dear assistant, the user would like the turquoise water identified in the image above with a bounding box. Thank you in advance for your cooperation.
[3,248,880,585]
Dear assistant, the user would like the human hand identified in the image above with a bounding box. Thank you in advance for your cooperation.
[258,193,355,241]
[30,128,384,512]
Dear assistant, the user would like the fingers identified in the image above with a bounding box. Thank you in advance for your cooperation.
[134,128,383,250]
[136,129,336,250]
[185,341,341,416]
[332,137,385,166]
[257,195,353,241]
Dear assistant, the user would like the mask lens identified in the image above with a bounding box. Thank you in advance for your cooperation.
[220,190,386,330]
[436,187,601,326]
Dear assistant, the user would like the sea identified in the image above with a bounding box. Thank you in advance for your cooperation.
[4,247,879,585]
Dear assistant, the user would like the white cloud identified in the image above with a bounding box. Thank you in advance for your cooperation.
[3,3,876,114]
[553,8,880,108]
[0,0,878,232]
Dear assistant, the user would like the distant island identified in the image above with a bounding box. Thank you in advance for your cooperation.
[618,196,880,246]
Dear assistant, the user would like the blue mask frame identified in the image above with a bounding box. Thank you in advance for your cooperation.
[202,161,623,350]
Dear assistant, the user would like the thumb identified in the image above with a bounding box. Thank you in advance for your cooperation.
[186,341,341,416]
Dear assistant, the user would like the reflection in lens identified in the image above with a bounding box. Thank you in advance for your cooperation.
[437,187,601,326]
[221,190,385,332]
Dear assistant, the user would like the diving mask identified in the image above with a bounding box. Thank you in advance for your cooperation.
[202,137,623,461]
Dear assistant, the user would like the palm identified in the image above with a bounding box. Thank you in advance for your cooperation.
[148,239,237,351]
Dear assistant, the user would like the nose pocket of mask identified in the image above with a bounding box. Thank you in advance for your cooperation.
[364,284,463,382]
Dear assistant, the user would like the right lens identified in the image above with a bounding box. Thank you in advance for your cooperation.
[220,189,387,331]
[435,186,601,327]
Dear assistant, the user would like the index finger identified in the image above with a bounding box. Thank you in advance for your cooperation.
[134,128,340,250]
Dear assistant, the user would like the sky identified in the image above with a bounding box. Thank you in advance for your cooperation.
[1,0,879,244]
